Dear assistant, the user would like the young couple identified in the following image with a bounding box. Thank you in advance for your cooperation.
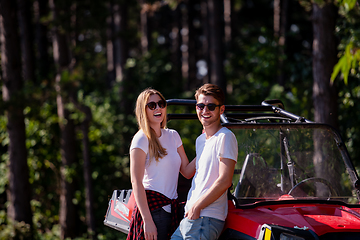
[127,84,238,240]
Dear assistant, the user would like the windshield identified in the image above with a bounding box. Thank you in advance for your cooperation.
[229,124,359,205]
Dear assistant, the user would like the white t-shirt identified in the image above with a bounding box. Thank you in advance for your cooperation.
[130,128,183,212]
[185,127,238,221]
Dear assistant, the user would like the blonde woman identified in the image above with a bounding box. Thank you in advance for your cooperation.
[127,88,195,240]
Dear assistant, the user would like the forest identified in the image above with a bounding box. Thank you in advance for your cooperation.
[0,0,359,239]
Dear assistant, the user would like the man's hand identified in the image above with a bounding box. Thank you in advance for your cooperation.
[184,204,201,220]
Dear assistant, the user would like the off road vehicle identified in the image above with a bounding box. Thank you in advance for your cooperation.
[104,99,360,240]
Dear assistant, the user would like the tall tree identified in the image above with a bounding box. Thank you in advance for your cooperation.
[312,1,340,195]
[185,0,197,90]
[49,0,80,238]
[312,2,338,128]
[139,0,150,54]
[17,0,36,83]
[274,0,289,86]
[170,4,182,90]
[106,1,115,88]
[71,99,96,237]
[113,1,128,83]
[0,0,33,232]
[207,0,226,92]
[34,0,50,81]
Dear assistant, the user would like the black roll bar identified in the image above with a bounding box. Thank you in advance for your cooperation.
[166,99,312,123]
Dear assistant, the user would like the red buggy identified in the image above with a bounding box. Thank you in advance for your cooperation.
[105,99,360,239]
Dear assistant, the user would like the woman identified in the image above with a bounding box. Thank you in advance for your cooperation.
[127,88,195,240]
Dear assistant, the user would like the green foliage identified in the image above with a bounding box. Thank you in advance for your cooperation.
[331,42,360,84]
[332,0,360,84]
[2,0,360,239]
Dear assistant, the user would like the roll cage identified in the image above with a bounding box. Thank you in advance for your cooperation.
[166,99,360,201]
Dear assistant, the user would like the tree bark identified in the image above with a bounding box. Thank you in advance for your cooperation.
[113,2,128,83]
[274,0,289,86]
[200,0,209,84]
[34,0,50,81]
[186,0,197,90]
[49,0,80,238]
[106,1,115,88]
[0,0,33,229]
[312,2,340,195]
[207,0,226,92]
[139,0,150,54]
[70,98,96,237]
[312,2,338,128]
[17,0,36,83]
[170,4,182,91]
[81,111,96,237]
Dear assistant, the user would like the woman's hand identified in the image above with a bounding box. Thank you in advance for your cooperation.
[144,219,158,240]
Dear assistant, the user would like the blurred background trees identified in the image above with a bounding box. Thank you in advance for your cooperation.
[0,0,359,239]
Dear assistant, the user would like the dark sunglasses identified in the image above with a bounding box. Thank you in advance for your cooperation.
[196,103,221,111]
[146,100,166,110]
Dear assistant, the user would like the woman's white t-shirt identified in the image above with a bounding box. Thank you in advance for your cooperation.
[130,128,183,212]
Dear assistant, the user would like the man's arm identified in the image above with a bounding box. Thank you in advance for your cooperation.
[185,157,236,220]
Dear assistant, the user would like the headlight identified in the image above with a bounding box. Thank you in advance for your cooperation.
[280,233,305,240]
[259,224,317,240]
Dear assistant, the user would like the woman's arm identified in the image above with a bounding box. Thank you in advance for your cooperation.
[130,148,157,240]
[178,145,196,179]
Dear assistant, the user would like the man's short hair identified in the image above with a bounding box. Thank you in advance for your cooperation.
[195,83,225,105]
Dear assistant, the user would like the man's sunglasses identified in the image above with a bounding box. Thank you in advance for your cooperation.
[196,103,221,111]
[146,100,167,110]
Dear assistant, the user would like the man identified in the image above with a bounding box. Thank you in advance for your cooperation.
[171,84,238,240]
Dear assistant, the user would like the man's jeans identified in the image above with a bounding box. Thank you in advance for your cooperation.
[171,216,225,240]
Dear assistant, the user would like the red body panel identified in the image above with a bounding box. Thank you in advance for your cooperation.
[224,200,360,238]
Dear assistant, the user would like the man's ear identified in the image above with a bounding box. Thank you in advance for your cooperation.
[220,105,225,115]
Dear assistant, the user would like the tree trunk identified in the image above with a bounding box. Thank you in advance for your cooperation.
[312,2,338,128]
[70,98,96,237]
[207,0,226,92]
[170,4,182,91]
[34,0,50,81]
[113,2,128,83]
[0,0,33,231]
[186,0,197,90]
[49,0,80,238]
[139,0,150,54]
[312,2,340,195]
[106,1,115,88]
[200,0,209,84]
[81,112,96,237]
[17,0,35,83]
[224,0,231,46]
[274,0,289,86]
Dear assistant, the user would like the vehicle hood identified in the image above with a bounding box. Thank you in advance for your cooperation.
[225,201,360,238]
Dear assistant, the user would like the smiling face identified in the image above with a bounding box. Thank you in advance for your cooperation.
[146,93,166,129]
[196,94,224,129]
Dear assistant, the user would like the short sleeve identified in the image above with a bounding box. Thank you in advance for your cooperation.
[130,130,149,154]
[172,129,183,148]
[219,131,238,162]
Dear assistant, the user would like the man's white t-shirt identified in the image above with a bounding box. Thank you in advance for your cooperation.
[184,127,238,221]
[130,128,182,212]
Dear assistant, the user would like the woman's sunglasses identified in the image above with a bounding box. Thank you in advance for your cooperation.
[146,100,167,110]
[196,103,221,111]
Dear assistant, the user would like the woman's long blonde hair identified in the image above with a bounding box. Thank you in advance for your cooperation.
[135,88,167,162]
